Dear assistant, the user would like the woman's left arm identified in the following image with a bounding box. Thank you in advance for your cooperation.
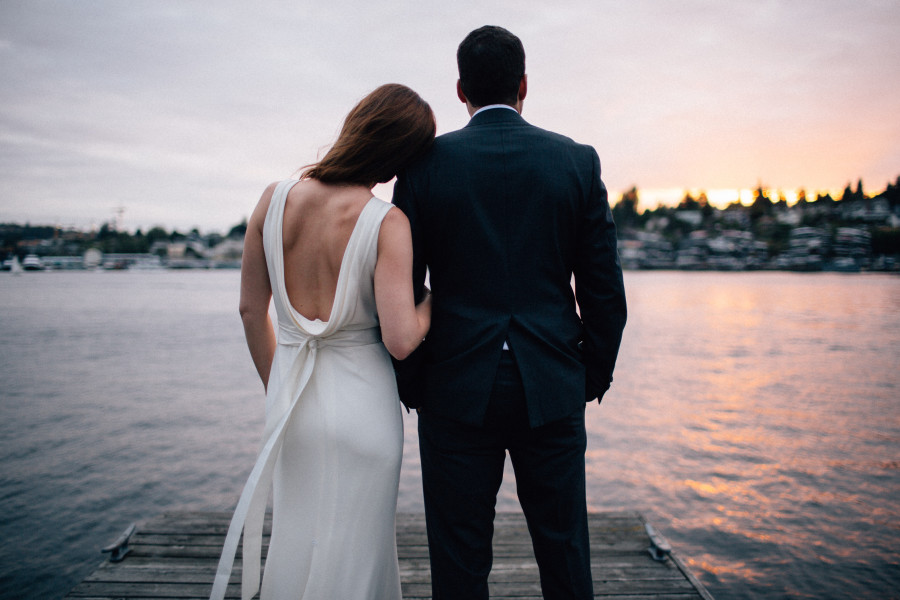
[239,184,278,391]
[375,207,431,360]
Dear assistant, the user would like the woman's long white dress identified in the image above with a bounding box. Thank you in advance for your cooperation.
[210,180,404,600]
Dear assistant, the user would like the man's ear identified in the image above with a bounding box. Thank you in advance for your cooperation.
[457,79,467,104]
[518,75,528,102]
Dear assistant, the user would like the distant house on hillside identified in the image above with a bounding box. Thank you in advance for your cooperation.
[208,237,243,268]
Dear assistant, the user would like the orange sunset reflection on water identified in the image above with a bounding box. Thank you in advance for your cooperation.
[576,271,900,598]
[399,271,900,598]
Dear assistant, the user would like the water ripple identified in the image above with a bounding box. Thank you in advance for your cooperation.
[1,271,899,599]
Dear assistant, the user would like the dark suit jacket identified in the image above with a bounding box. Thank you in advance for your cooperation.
[392,107,626,428]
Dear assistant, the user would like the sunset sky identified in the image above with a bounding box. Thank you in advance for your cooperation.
[2,0,899,232]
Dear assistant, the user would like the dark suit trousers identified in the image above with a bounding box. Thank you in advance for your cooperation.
[418,351,593,600]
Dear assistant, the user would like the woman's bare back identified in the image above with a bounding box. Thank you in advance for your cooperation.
[280,179,374,322]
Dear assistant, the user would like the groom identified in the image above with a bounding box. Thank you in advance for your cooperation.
[393,25,627,599]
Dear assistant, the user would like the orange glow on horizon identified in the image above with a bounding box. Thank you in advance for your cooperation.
[613,187,848,212]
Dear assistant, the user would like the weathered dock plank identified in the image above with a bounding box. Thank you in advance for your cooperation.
[66,511,713,599]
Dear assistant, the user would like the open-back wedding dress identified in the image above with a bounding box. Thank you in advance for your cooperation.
[210,179,404,600]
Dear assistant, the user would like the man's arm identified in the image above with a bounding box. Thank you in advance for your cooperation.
[573,147,627,402]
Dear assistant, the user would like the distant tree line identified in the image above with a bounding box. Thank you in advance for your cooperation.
[4,174,900,261]
[611,176,900,258]
[0,219,249,260]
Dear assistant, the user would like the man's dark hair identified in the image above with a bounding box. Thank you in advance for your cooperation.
[457,25,525,107]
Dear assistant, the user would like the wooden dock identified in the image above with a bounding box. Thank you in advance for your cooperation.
[66,511,714,599]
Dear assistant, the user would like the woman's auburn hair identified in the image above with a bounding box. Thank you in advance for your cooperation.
[301,84,436,186]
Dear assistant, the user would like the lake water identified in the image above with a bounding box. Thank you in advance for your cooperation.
[0,270,898,599]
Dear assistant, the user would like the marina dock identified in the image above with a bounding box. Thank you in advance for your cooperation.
[66,511,714,599]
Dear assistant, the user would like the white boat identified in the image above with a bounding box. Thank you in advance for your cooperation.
[21,254,45,271]
[3,256,24,274]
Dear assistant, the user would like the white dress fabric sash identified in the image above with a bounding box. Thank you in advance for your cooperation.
[210,180,392,600]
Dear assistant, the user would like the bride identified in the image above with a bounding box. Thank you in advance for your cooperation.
[210,84,435,600]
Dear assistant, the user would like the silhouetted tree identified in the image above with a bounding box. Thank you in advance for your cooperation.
[775,191,788,209]
[841,183,852,202]
[750,185,772,220]
[840,180,865,203]
[97,222,114,240]
[679,192,699,210]
[611,187,639,230]
[697,192,714,221]
[228,219,248,238]
[878,176,900,208]
[147,227,169,244]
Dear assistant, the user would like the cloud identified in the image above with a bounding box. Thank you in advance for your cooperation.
[1,0,899,230]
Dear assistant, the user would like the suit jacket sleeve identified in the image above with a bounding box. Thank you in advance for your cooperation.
[574,148,627,402]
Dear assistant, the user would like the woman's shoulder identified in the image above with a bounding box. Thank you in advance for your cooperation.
[257,179,299,211]
[379,203,409,232]
[248,181,283,229]
[376,204,411,244]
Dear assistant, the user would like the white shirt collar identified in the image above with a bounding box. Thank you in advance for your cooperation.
[472,104,519,117]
